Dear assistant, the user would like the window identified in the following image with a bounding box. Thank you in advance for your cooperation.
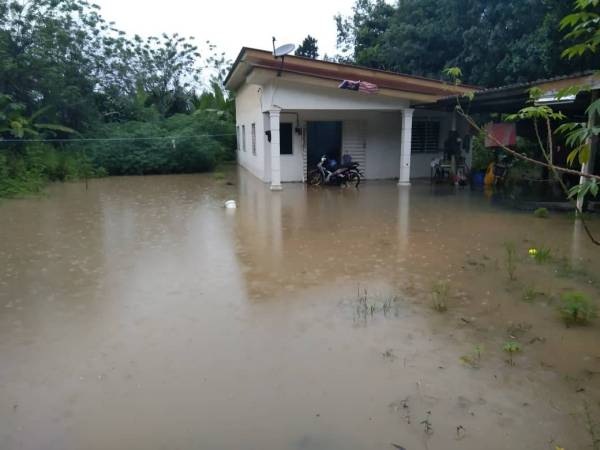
[236,126,240,151]
[280,123,293,155]
[251,123,256,155]
[242,125,246,152]
[411,119,440,153]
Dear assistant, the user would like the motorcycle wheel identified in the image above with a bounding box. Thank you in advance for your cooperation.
[307,170,324,186]
[347,170,361,188]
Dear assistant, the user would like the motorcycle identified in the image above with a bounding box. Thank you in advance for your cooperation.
[308,155,363,187]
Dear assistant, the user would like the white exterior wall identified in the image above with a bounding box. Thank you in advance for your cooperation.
[279,112,304,182]
[235,83,267,181]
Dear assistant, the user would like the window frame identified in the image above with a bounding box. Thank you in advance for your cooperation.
[251,123,256,156]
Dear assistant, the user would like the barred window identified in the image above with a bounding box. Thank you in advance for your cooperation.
[251,123,256,155]
[242,125,246,152]
[411,120,440,153]
[236,126,240,151]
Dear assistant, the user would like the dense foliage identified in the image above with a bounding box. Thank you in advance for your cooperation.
[0,0,234,197]
[335,0,600,87]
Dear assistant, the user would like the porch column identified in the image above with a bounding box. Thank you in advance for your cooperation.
[269,108,282,191]
[398,108,414,186]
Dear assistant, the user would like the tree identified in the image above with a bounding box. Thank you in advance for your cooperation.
[335,0,600,86]
[295,35,319,59]
[444,0,600,245]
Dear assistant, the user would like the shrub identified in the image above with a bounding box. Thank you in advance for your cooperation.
[559,292,597,325]
[534,207,549,218]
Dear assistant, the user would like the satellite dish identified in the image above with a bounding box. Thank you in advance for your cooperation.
[273,43,295,57]
[272,38,295,77]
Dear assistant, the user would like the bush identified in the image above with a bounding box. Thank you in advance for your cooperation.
[534,207,549,218]
[471,130,493,172]
[88,113,235,175]
[558,292,597,325]
[0,143,101,198]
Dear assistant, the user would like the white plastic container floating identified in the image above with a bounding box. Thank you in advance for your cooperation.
[224,200,237,209]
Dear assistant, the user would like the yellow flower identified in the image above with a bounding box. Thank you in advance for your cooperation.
[528,248,538,256]
[555,446,565,450]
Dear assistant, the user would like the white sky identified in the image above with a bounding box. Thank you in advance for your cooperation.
[93,0,357,61]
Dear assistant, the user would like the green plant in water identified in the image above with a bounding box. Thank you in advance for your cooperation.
[559,292,597,326]
[431,281,449,312]
[503,242,517,281]
[529,246,551,264]
[503,340,522,366]
[522,288,545,303]
[213,171,225,180]
[460,344,484,368]
[533,207,549,218]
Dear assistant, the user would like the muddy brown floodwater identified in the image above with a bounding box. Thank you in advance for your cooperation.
[1,168,600,450]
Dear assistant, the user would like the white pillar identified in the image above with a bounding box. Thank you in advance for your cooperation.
[269,108,282,191]
[398,108,414,186]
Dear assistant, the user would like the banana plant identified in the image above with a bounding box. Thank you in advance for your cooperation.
[0,94,75,139]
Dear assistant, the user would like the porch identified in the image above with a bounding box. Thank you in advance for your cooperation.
[266,108,464,188]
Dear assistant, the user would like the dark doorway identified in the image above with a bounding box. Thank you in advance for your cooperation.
[307,121,342,171]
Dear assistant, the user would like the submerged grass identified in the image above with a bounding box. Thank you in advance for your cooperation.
[431,281,450,312]
[503,242,517,281]
[354,288,402,323]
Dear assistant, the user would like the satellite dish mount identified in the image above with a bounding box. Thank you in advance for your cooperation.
[272,37,295,77]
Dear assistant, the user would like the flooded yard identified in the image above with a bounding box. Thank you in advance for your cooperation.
[1,168,599,450]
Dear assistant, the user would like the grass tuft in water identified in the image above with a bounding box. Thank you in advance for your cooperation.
[533,207,549,218]
[431,281,450,312]
[460,344,484,368]
[503,340,522,366]
[529,246,552,264]
[583,401,600,450]
[558,292,597,326]
[522,288,546,303]
[503,242,517,281]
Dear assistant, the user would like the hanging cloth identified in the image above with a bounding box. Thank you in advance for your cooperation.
[338,80,379,94]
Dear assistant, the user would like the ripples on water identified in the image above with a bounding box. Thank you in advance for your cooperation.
[0,169,599,450]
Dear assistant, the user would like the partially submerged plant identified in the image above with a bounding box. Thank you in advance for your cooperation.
[522,288,545,303]
[533,207,549,218]
[583,401,600,450]
[504,242,517,281]
[559,292,597,326]
[460,344,484,368]
[529,246,552,264]
[431,281,450,312]
[420,411,433,435]
[503,340,522,366]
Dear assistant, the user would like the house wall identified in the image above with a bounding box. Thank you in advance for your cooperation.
[235,83,267,181]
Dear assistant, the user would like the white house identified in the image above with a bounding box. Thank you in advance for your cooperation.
[224,48,477,190]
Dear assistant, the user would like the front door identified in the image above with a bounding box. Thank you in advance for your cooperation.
[306,121,342,173]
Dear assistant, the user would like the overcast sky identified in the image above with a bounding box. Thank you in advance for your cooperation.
[94,0,357,61]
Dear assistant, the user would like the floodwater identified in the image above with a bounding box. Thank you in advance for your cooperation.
[1,168,599,450]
